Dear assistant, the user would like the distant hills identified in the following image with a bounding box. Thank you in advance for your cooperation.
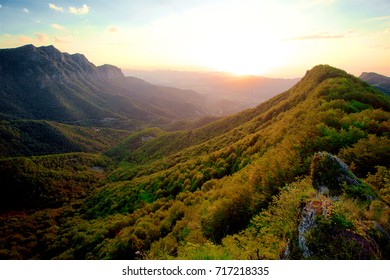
[0,45,210,128]
[1,64,389,260]
[360,72,390,95]
[124,69,300,114]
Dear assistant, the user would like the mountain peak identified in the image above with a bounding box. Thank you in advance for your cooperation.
[38,45,66,63]
[303,64,349,84]
[97,64,124,79]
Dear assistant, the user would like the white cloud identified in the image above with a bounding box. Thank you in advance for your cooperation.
[49,3,63,13]
[51,23,66,31]
[23,8,29,13]
[107,26,119,33]
[54,36,70,44]
[17,35,34,43]
[69,4,89,15]
[35,33,49,43]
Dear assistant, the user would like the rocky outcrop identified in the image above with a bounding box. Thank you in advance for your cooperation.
[311,152,375,200]
[296,152,380,259]
[298,198,332,258]
[311,152,361,196]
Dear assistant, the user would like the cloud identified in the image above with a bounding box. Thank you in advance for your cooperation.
[35,33,49,43]
[69,4,89,15]
[286,32,344,41]
[17,35,34,43]
[51,23,66,31]
[23,8,29,13]
[362,15,390,22]
[49,3,63,13]
[54,36,69,44]
[107,26,119,33]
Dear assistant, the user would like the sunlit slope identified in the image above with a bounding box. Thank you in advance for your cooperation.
[65,64,388,259]
[108,64,389,173]
[1,65,389,260]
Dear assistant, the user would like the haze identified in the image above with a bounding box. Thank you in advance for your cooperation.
[1,0,389,77]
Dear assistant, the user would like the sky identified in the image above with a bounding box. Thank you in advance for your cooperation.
[0,0,389,77]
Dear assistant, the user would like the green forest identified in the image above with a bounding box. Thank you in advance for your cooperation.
[0,65,389,259]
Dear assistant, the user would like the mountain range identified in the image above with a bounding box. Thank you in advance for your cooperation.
[0,45,210,128]
[124,69,300,114]
[0,45,389,260]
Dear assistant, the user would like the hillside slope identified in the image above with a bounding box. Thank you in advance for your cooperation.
[0,120,130,158]
[1,65,389,260]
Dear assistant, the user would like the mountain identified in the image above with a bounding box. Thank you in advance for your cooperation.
[0,64,389,260]
[360,72,390,95]
[123,69,300,114]
[0,45,210,128]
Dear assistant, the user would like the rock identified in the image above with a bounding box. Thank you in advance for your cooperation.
[310,152,373,198]
[297,153,380,258]
[298,198,332,258]
[97,64,124,80]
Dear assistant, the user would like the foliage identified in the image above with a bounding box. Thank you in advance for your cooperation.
[304,199,381,259]
[365,166,390,204]
[0,153,109,211]
[1,65,389,260]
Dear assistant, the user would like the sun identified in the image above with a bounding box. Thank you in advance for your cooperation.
[191,34,288,76]
[199,47,285,76]
[213,62,270,76]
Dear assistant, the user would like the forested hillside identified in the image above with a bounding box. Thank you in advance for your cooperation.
[0,65,389,260]
[0,120,130,157]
